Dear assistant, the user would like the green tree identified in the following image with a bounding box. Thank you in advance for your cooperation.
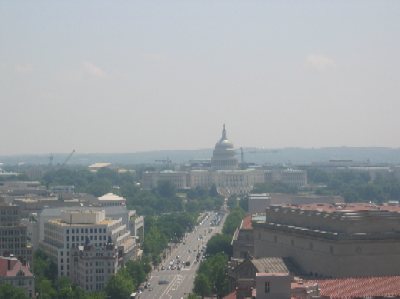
[125,260,147,288]
[209,184,219,197]
[227,196,239,210]
[156,181,176,198]
[222,207,245,236]
[105,270,134,299]
[0,283,29,299]
[36,279,56,299]
[57,277,74,299]
[206,234,233,257]
[83,292,107,299]
[193,273,212,298]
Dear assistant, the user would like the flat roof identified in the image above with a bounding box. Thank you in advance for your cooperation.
[270,203,400,214]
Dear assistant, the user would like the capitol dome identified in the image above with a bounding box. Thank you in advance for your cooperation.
[211,124,238,170]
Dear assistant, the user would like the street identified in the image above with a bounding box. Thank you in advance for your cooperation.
[138,210,226,299]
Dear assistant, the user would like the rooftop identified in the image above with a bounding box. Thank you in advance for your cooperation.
[0,256,33,277]
[308,276,400,298]
[98,193,125,201]
[270,202,400,214]
[251,257,295,274]
[88,162,111,169]
[257,272,289,277]
[48,218,114,226]
[241,215,253,230]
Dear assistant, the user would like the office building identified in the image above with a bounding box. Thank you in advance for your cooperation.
[251,203,400,277]
[40,209,135,278]
[0,202,32,264]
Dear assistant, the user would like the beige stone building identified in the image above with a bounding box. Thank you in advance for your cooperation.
[189,170,212,189]
[40,209,136,278]
[264,169,307,188]
[252,203,400,277]
[70,242,119,292]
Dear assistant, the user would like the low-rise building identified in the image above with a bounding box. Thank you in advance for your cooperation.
[0,256,35,298]
[88,163,112,173]
[97,193,126,207]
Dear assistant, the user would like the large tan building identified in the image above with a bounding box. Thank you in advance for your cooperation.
[264,169,307,188]
[251,203,400,277]
[40,209,136,278]
[70,242,119,292]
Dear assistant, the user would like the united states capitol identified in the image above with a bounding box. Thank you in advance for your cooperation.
[142,125,307,196]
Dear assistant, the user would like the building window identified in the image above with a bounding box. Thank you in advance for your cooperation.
[265,282,270,293]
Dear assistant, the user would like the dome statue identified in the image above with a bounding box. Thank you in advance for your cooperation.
[211,124,238,170]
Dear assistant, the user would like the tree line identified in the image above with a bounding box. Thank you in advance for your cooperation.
[192,204,246,298]
[307,168,400,203]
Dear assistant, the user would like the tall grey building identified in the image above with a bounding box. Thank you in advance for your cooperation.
[0,202,32,264]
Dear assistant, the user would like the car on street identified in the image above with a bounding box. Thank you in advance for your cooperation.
[158,279,169,285]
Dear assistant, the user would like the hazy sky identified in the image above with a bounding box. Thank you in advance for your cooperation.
[1,1,400,155]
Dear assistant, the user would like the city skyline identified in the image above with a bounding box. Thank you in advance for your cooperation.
[1,1,400,155]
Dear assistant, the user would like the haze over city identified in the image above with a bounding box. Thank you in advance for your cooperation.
[1,1,400,155]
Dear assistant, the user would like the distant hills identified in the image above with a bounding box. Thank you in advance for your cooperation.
[1,147,400,166]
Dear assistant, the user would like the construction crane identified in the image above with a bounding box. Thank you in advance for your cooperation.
[48,154,54,166]
[155,158,172,169]
[61,149,76,167]
[237,148,280,168]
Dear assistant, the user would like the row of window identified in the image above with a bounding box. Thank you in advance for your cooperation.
[0,230,24,236]
[66,228,107,234]
[66,235,107,242]
[260,234,355,254]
